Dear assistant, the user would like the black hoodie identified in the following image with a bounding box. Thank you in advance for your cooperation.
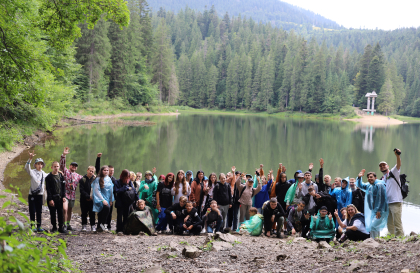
[181,207,203,227]
[212,181,232,206]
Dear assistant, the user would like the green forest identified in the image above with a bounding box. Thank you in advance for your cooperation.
[2,0,420,151]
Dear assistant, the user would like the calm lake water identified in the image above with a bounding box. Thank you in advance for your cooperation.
[4,112,420,234]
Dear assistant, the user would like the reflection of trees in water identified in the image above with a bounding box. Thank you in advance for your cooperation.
[361,126,375,152]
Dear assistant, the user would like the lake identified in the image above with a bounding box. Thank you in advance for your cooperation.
[4,112,420,234]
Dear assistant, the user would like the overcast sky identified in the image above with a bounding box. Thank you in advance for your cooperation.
[281,0,420,30]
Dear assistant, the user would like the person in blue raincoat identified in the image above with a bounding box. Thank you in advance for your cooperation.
[92,165,115,232]
[330,176,352,225]
[356,169,388,238]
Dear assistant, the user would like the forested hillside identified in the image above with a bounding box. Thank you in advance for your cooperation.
[149,0,343,31]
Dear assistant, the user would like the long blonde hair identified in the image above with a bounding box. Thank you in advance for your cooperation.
[174,170,188,195]
[345,204,360,221]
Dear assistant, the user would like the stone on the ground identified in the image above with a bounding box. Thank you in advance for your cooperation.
[182,246,202,258]
[318,241,332,249]
[143,266,164,273]
[401,269,410,273]
[217,233,239,243]
[169,241,182,252]
[212,241,233,252]
[409,231,417,236]
[358,238,380,249]
[276,253,288,261]
[347,260,364,271]
[204,233,216,244]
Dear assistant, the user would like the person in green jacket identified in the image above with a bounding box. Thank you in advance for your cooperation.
[238,207,264,236]
[139,168,158,223]
[309,206,335,243]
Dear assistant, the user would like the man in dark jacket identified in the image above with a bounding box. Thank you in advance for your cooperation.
[263,198,286,238]
[179,201,203,235]
[45,161,66,233]
[286,200,310,236]
[275,174,291,212]
[165,196,188,234]
[350,177,365,213]
[79,166,97,232]
[212,174,232,229]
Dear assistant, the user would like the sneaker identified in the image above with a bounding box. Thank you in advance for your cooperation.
[165,229,174,235]
[200,228,206,234]
[37,227,44,233]
[97,224,105,232]
[66,225,73,231]
[50,227,58,233]
[58,227,68,234]
[107,225,111,231]
[81,225,87,232]
[338,234,348,243]
[183,230,189,235]
[91,225,96,232]
[277,232,284,239]
[32,227,38,232]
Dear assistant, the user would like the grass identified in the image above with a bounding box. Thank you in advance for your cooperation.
[390,114,420,123]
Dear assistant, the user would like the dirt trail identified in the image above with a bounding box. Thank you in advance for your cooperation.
[345,107,403,127]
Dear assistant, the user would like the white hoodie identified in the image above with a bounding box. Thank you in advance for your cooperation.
[25,160,48,195]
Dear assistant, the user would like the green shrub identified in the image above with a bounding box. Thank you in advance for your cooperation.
[0,186,80,273]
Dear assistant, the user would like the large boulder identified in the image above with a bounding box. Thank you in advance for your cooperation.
[182,246,202,258]
[317,241,332,249]
[212,241,233,252]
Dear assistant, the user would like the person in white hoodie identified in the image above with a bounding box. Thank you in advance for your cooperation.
[25,150,48,232]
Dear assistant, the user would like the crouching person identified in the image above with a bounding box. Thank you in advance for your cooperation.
[263,198,286,238]
[238,207,264,236]
[286,201,310,236]
[309,206,335,243]
[123,199,157,235]
[45,161,67,233]
[165,196,188,234]
[203,200,223,233]
[179,201,202,235]
[335,204,370,242]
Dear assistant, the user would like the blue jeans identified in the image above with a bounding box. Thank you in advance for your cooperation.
[156,208,168,231]
[207,219,223,233]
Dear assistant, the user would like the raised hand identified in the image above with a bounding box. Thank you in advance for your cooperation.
[231,166,236,173]
[270,169,273,174]
[97,153,102,158]
[394,148,401,156]
[334,209,339,218]
[309,162,313,170]
[28,150,36,160]
[260,164,263,168]
[358,169,366,178]
[298,182,303,190]
[376,211,381,219]
[282,166,286,173]
[319,158,324,168]
[63,147,70,155]
[328,213,333,220]
[305,212,310,219]
[152,167,157,174]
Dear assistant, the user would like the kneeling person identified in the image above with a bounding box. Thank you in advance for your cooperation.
[180,201,203,235]
[309,206,335,243]
[238,207,264,236]
[263,198,286,238]
[286,201,310,236]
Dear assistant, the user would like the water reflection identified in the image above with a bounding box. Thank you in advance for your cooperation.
[361,126,375,152]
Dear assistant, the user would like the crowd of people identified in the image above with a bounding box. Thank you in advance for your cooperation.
[25,147,405,243]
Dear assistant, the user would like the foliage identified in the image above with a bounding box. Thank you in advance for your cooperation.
[0,186,80,272]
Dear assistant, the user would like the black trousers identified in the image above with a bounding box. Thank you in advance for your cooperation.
[48,198,64,228]
[227,202,240,230]
[116,206,130,232]
[166,214,183,233]
[346,229,370,241]
[97,204,111,228]
[178,223,202,235]
[106,202,113,229]
[28,194,43,228]
[80,200,95,226]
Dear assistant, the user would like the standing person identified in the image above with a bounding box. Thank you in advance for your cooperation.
[356,169,388,238]
[330,177,352,222]
[156,173,175,233]
[270,163,287,199]
[114,169,138,234]
[228,171,241,231]
[297,171,319,215]
[379,149,403,237]
[79,166,97,232]
[284,173,305,209]
[351,177,365,213]
[25,151,48,232]
[45,161,66,233]
[335,204,370,242]
[235,167,262,224]
[263,198,286,238]
[92,165,114,232]
[190,170,205,215]
[186,170,194,185]
[95,153,117,231]
[171,170,191,203]
[254,174,273,213]
[212,172,232,229]
[60,147,83,232]
[133,172,142,195]
[321,175,332,193]
[275,169,291,213]
[139,169,159,223]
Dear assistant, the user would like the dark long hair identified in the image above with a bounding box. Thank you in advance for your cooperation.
[165,173,175,188]
[208,172,217,188]
[194,170,205,184]
[120,169,130,183]
[99,165,109,189]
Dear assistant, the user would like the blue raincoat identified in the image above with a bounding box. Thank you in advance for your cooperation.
[253,175,272,208]
[356,177,388,233]
[92,176,115,213]
[330,176,352,221]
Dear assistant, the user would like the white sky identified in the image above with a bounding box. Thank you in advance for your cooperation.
[281,0,420,30]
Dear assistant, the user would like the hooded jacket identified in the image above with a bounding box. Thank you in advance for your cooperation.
[79,174,96,201]
[212,181,232,206]
[356,177,388,232]
[287,170,302,184]
[254,177,273,208]
[330,176,352,220]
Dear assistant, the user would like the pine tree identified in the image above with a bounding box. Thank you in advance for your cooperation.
[377,78,395,116]
[354,44,372,106]
[74,19,111,101]
[207,64,218,107]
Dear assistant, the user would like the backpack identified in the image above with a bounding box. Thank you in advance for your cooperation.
[388,172,409,199]
[239,186,255,200]
[150,189,157,209]
[123,187,137,207]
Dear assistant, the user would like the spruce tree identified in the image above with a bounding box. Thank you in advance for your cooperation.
[377,78,395,116]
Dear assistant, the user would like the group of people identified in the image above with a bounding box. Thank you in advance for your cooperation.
[25,147,405,243]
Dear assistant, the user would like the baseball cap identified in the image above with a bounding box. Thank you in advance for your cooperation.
[297,173,305,178]
[378,161,388,166]
[34,158,45,167]
[245,174,252,178]
[70,162,78,167]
